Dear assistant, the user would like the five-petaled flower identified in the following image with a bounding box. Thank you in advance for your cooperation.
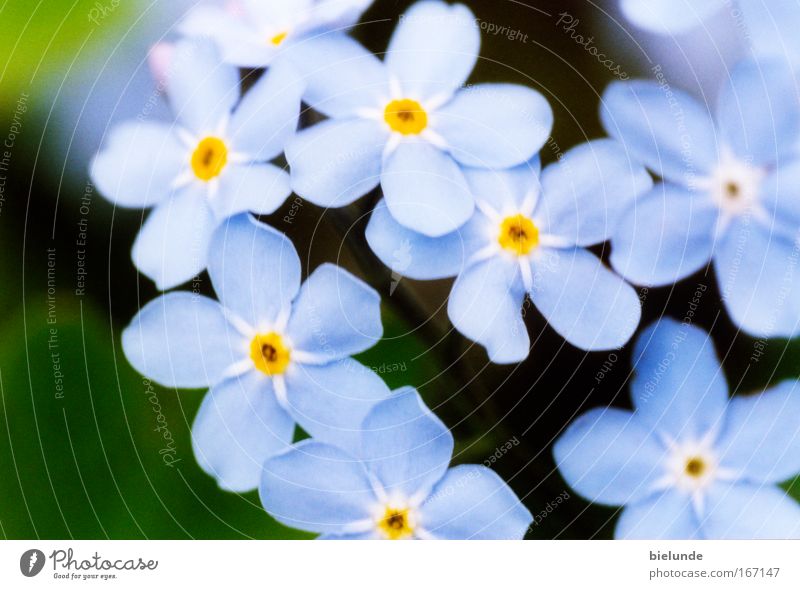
[367,140,651,362]
[286,0,554,237]
[180,0,375,68]
[554,319,800,539]
[260,388,532,539]
[91,39,303,289]
[122,214,388,492]
[604,57,800,338]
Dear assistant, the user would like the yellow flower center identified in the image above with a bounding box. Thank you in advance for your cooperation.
[384,99,428,135]
[498,214,539,255]
[191,136,228,181]
[684,456,707,479]
[249,332,291,376]
[377,506,414,540]
[270,31,289,46]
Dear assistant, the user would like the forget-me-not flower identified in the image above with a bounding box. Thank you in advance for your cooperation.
[367,140,651,363]
[287,0,554,237]
[605,57,800,338]
[91,39,303,289]
[260,388,532,539]
[123,214,389,492]
[180,0,374,68]
[554,318,800,539]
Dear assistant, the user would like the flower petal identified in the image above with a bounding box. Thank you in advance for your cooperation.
[462,158,540,214]
[287,118,386,207]
[179,6,274,68]
[284,359,392,456]
[208,214,301,327]
[132,189,217,290]
[382,141,473,237]
[530,247,641,351]
[122,292,245,389]
[447,257,529,364]
[386,1,479,101]
[554,407,667,506]
[601,80,718,185]
[212,163,291,218]
[420,465,532,539]
[228,58,304,161]
[702,483,800,539]
[360,388,454,499]
[286,264,383,360]
[90,121,184,209]
[365,199,476,280]
[615,492,701,539]
[620,0,725,34]
[714,219,800,338]
[192,372,294,492]
[435,84,553,168]
[285,34,388,118]
[260,440,376,535]
[538,139,653,246]
[716,57,800,165]
[629,319,729,442]
[739,0,800,59]
[167,39,240,133]
[716,380,800,484]
[610,184,718,287]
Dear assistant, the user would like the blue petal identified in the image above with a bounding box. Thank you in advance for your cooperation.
[213,163,291,218]
[260,440,377,535]
[167,39,240,133]
[122,292,245,389]
[131,188,217,290]
[716,381,800,484]
[462,158,541,213]
[208,214,301,327]
[447,257,530,364]
[740,0,800,59]
[192,371,294,492]
[601,80,718,184]
[382,142,473,237]
[285,34,388,118]
[359,388,454,499]
[435,84,553,169]
[620,0,725,34]
[317,531,378,540]
[538,139,653,246]
[286,264,383,360]
[420,465,532,540]
[287,118,386,207]
[228,58,303,161]
[702,483,800,539]
[714,219,800,338]
[385,1,479,101]
[610,184,718,287]
[90,121,184,209]
[716,57,800,165]
[179,6,274,68]
[762,160,800,236]
[284,359,392,456]
[365,199,476,280]
[630,319,729,442]
[554,407,667,506]
[615,492,701,539]
[530,247,641,351]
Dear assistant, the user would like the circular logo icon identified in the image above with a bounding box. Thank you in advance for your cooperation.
[20,549,45,577]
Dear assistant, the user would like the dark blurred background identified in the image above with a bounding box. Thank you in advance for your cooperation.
[0,0,797,539]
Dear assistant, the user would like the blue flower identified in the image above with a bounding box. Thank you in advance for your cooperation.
[367,140,650,363]
[605,57,800,338]
[286,0,554,237]
[260,388,532,539]
[90,39,303,289]
[619,0,728,35]
[554,318,800,539]
[179,0,374,68]
[122,214,388,492]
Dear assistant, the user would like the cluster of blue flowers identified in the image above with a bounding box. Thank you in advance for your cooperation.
[90,0,800,539]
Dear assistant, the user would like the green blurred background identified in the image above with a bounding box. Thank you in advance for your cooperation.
[0,0,798,539]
